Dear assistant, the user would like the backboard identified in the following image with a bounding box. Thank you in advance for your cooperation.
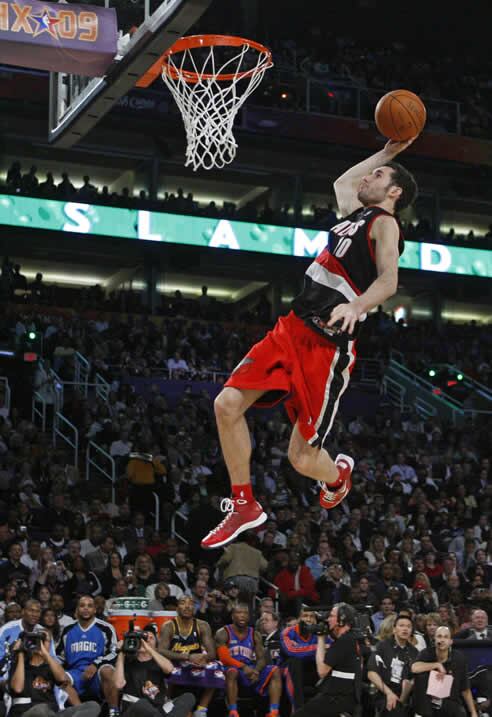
[48,0,213,148]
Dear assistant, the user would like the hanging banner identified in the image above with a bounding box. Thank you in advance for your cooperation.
[0,0,117,76]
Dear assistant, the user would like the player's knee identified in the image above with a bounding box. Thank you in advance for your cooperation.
[287,445,310,475]
[214,388,243,422]
[226,669,238,683]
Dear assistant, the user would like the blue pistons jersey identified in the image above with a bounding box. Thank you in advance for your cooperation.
[57,619,117,669]
[224,625,256,666]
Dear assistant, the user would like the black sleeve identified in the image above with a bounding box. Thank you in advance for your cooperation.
[456,653,470,692]
[414,647,434,663]
[366,643,385,674]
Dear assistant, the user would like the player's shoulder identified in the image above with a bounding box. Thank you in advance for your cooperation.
[94,618,116,634]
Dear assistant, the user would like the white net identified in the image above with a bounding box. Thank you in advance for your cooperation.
[162,39,272,171]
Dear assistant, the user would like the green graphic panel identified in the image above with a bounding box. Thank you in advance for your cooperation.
[1,194,490,278]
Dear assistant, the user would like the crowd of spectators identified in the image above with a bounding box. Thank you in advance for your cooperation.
[0,292,491,715]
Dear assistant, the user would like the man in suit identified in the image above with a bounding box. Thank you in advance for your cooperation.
[455,609,492,640]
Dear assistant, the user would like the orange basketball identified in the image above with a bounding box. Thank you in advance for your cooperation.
[375,89,426,141]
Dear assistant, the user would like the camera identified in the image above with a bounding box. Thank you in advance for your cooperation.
[122,621,147,656]
[20,631,44,654]
[299,620,330,637]
[298,608,331,638]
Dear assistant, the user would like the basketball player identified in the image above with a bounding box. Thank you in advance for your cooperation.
[158,596,225,717]
[216,604,282,717]
[202,137,418,550]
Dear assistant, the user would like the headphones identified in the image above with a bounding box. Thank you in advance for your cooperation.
[334,603,358,628]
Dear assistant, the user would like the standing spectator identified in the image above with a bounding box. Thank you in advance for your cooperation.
[216,533,268,615]
[273,552,319,615]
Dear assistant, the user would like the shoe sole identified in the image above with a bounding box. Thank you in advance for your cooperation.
[201,511,268,550]
[335,453,355,471]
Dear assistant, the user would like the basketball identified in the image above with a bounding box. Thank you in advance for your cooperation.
[375,89,427,141]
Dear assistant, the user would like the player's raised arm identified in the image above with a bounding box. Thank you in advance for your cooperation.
[333,138,416,216]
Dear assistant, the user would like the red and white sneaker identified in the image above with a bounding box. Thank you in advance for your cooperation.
[201,498,267,550]
[319,454,354,510]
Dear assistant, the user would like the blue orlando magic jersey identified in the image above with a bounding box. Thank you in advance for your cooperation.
[57,619,117,669]
[225,625,256,666]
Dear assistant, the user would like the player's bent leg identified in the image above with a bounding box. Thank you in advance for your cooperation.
[99,665,119,709]
[201,387,267,550]
[287,423,339,483]
[266,669,282,717]
[288,423,354,510]
[225,670,239,717]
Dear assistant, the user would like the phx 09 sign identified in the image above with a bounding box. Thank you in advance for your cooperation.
[0,0,117,76]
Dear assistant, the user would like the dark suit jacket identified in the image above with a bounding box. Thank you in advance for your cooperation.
[454,627,492,640]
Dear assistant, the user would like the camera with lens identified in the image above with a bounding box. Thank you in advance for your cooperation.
[20,631,44,654]
[122,621,147,656]
[298,608,331,638]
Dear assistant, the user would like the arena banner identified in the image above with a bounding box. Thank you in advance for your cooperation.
[1,193,491,278]
[0,0,117,76]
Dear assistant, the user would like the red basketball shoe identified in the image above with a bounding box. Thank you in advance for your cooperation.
[319,454,354,510]
[201,498,267,549]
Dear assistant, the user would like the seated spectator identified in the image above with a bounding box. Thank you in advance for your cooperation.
[455,608,492,640]
[315,561,351,605]
[372,596,396,634]
[158,596,225,714]
[40,607,62,646]
[280,607,320,709]
[368,613,418,717]
[0,542,30,587]
[0,599,43,660]
[86,535,116,578]
[411,625,477,717]
[216,603,282,717]
[57,595,118,711]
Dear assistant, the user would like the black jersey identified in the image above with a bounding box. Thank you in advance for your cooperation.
[169,618,202,657]
[9,662,58,717]
[122,658,168,712]
[292,205,404,345]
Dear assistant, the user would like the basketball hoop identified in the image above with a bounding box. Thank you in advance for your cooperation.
[160,34,273,171]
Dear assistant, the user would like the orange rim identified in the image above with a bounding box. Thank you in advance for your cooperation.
[162,34,273,83]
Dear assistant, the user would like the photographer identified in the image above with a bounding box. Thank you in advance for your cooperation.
[411,625,478,717]
[293,603,362,717]
[9,630,100,717]
[113,624,195,717]
[367,613,418,716]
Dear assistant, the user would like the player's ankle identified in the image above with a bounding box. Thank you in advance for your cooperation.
[232,483,254,502]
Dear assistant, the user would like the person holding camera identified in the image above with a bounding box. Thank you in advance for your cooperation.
[292,603,362,717]
[158,596,225,717]
[411,625,478,717]
[9,630,100,717]
[57,595,119,715]
[113,624,195,717]
[367,613,418,716]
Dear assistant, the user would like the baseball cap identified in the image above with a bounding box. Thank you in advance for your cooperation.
[223,579,238,590]
[143,623,158,637]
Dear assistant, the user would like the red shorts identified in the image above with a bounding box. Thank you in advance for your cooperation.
[225,311,356,446]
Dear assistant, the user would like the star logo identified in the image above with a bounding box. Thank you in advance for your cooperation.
[31,8,60,38]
